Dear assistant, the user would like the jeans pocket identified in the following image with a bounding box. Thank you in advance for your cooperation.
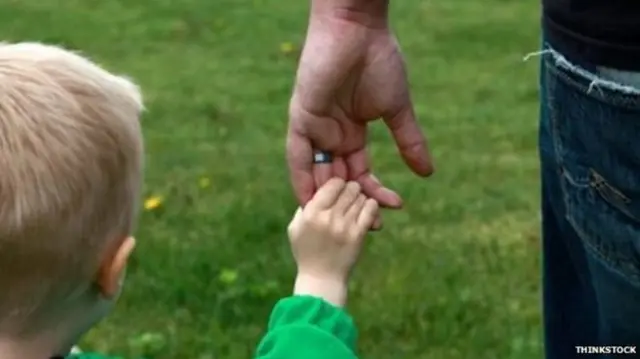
[544,51,640,285]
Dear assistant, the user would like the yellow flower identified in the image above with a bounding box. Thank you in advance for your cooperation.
[198,177,211,189]
[219,268,239,284]
[144,196,163,211]
[279,42,295,54]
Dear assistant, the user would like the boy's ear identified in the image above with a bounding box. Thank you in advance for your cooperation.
[96,236,136,298]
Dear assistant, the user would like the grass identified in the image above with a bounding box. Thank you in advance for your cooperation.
[0,0,542,358]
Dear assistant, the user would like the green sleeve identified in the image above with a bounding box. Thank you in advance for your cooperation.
[255,295,359,359]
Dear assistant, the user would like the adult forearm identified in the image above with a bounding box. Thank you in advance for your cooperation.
[311,0,390,27]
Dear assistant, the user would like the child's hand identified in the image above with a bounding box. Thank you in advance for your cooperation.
[287,178,379,307]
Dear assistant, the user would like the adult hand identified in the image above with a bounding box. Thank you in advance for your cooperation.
[286,2,434,221]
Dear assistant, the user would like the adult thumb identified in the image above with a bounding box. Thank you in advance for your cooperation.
[383,105,434,177]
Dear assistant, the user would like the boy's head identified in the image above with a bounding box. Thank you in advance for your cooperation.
[0,43,143,351]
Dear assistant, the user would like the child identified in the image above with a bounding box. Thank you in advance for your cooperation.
[0,42,144,359]
[0,42,376,359]
[254,178,378,358]
[79,179,376,359]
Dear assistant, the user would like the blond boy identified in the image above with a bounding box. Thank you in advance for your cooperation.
[0,42,143,358]
[0,42,377,359]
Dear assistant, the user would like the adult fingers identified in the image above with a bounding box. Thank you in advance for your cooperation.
[312,156,347,192]
[346,149,402,208]
[383,105,434,177]
[313,163,333,191]
[359,173,402,209]
[286,129,315,206]
[332,156,348,180]
[368,174,384,231]
[287,99,343,206]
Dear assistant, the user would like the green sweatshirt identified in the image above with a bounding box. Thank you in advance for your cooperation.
[67,295,359,359]
[255,295,358,358]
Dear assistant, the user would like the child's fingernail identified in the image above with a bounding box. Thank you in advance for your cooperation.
[371,217,383,231]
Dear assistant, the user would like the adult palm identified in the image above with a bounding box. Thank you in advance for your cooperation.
[286,11,433,214]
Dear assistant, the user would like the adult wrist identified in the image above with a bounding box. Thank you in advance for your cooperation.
[294,272,348,308]
[310,0,390,28]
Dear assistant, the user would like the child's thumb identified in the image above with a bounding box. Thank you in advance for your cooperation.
[293,207,303,220]
[287,207,304,237]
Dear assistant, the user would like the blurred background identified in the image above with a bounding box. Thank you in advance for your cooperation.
[0,0,542,358]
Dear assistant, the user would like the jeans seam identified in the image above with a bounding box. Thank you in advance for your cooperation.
[543,55,640,109]
[565,214,640,285]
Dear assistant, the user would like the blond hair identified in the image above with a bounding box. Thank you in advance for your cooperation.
[0,43,143,333]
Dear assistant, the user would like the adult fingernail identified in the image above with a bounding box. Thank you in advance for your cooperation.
[380,188,402,208]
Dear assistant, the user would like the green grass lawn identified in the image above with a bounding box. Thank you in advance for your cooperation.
[0,1,543,358]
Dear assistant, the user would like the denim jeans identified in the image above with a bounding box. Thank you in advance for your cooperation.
[540,49,640,358]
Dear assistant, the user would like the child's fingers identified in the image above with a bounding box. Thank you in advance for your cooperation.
[305,178,346,213]
[292,207,303,220]
[371,214,382,231]
[332,181,361,214]
[287,207,304,237]
[357,199,379,231]
[345,194,367,222]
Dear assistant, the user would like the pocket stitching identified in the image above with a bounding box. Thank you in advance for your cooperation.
[565,212,640,285]
[544,56,640,110]
[561,176,640,286]
[588,169,640,224]
[560,166,589,188]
